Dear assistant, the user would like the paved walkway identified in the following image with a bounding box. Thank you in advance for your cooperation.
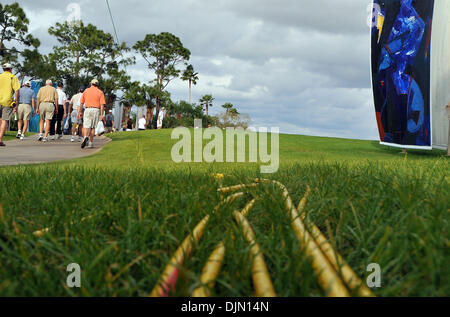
[0,135,111,166]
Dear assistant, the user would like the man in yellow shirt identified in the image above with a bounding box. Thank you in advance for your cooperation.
[0,63,20,147]
[36,80,58,142]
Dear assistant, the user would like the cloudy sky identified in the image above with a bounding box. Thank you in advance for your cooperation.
[6,0,379,140]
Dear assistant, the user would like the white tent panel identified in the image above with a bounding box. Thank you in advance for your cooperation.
[431,0,450,150]
[113,101,123,132]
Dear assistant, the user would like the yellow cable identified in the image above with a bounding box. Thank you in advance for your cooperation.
[33,214,95,238]
[218,184,259,195]
[191,242,226,297]
[297,186,374,297]
[218,184,259,200]
[150,192,244,297]
[233,210,277,297]
[192,199,256,297]
[150,215,210,297]
[256,179,350,297]
[222,181,371,296]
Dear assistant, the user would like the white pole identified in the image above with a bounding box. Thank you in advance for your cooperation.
[431,0,450,149]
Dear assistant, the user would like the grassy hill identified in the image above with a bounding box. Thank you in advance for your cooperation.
[0,130,448,297]
[57,129,446,167]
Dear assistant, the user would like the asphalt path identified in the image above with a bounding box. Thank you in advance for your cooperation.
[0,135,111,166]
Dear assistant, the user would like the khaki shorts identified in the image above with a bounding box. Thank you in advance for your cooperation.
[0,105,13,121]
[18,104,32,121]
[84,108,100,129]
[39,102,55,121]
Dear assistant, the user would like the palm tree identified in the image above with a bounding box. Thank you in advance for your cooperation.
[199,94,214,117]
[181,64,199,104]
[143,84,161,125]
[222,102,234,114]
[229,108,239,119]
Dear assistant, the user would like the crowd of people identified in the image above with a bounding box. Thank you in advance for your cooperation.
[0,63,108,149]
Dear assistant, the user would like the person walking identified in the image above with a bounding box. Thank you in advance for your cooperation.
[79,79,105,149]
[0,63,20,147]
[36,80,58,142]
[157,107,166,130]
[105,110,114,133]
[69,87,84,142]
[16,81,36,141]
[50,82,68,140]
[138,115,146,131]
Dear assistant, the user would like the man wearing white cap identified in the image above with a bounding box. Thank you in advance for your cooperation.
[79,79,105,149]
[16,81,36,140]
[0,63,20,147]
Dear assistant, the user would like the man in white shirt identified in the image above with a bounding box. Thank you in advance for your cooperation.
[138,115,147,131]
[69,87,84,142]
[157,107,166,130]
[50,81,68,140]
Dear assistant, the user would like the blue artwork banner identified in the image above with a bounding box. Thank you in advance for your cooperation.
[371,0,434,149]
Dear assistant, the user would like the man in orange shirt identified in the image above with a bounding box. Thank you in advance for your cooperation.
[79,79,105,149]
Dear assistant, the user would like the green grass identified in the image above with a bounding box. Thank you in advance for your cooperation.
[54,129,447,168]
[0,130,448,297]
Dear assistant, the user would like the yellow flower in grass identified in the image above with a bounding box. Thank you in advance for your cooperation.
[214,173,224,181]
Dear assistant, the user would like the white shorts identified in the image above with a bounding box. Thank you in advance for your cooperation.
[84,108,100,129]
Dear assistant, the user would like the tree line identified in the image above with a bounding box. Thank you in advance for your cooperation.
[0,2,249,129]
